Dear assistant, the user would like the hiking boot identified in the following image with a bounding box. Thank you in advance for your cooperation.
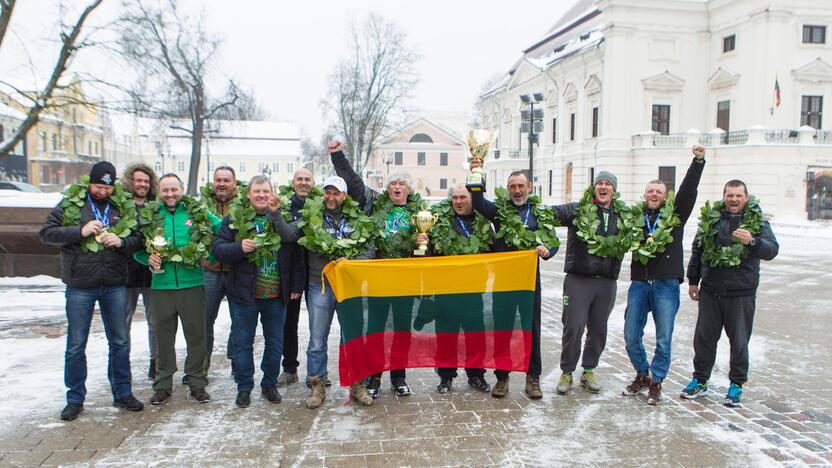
[306,376,326,409]
[622,374,651,396]
[148,358,157,380]
[261,385,282,403]
[182,374,190,385]
[468,376,491,393]
[190,387,211,403]
[680,377,708,399]
[491,376,509,398]
[580,369,601,394]
[365,375,382,399]
[350,382,374,406]
[113,395,144,412]
[235,391,251,408]
[150,389,171,406]
[647,381,662,406]
[277,372,298,387]
[391,378,412,396]
[437,377,453,394]
[325,378,332,387]
[525,374,543,400]
[556,372,573,395]
[724,383,743,407]
[60,403,83,421]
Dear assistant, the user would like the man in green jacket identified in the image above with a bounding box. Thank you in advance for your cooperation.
[134,174,222,405]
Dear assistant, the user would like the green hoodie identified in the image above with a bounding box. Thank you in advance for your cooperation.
[134,201,222,290]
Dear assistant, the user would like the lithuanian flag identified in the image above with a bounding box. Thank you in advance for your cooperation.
[323,250,537,386]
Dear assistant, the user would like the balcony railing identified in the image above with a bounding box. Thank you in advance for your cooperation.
[636,127,821,147]
[815,130,832,144]
[765,129,799,144]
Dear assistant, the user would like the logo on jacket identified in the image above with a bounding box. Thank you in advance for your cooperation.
[185,219,193,227]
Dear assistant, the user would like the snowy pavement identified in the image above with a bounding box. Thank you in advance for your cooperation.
[0,221,831,466]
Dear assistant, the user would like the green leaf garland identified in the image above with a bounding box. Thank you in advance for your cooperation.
[494,187,560,251]
[138,195,214,266]
[629,191,682,265]
[228,195,282,264]
[277,184,323,221]
[200,180,246,216]
[695,195,763,267]
[372,192,422,258]
[297,195,375,260]
[429,200,493,255]
[60,175,138,253]
[573,186,640,260]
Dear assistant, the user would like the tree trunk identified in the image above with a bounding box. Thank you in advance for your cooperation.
[187,117,203,195]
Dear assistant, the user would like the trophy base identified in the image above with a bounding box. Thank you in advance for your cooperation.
[152,268,165,275]
[466,182,484,193]
[413,248,427,256]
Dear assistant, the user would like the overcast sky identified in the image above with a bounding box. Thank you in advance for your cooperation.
[1,0,572,140]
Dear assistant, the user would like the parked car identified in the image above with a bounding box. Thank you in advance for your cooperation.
[0,180,42,192]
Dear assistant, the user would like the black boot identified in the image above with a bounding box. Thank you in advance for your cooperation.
[437,377,453,394]
[235,391,251,407]
[113,395,144,412]
[60,403,83,421]
[148,359,157,380]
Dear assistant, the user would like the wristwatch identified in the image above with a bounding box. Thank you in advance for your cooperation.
[748,237,757,247]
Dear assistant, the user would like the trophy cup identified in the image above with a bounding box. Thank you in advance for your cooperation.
[411,201,439,256]
[148,228,168,274]
[465,129,492,193]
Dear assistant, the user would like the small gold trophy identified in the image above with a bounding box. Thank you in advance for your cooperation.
[411,201,439,256]
[465,129,492,193]
[148,228,169,274]
[94,228,109,244]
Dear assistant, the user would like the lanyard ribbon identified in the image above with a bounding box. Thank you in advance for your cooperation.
[325,214,348,239]
[456,216,470,240]
[522,205,531,228]
[87,194,111,228]
[645,213,660,236]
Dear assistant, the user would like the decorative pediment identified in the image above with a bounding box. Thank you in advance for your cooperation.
[379,118,465,146]
[507,60,544,90]
[563,82,578,103]
[708,67,739,91]
[792,58,832,84]
[585,75,602,96]
[642,70,685,94]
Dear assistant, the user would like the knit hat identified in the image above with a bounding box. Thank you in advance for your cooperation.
[90,161,116,186]
[593,171,617,191]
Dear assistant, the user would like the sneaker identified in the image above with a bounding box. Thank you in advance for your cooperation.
[235,391,251,408]
[182,375,190,385]
[391,378,412,396]
[365,375,381,399]
[325,378,332,387]
[261,385,282,403]
[525,374,543,400]
[190,387,211,403]
[277,372,299,387]
[580,369,601,394]
[680,377,708,399]
[150,389,171,406]
[350,382,374,406]
[622,374,651,396]
[468,376,491,393]
[647,381,662,406]
[113,395,144,412]
[556,372,573,395]
[724,383,743,407]
[491,376,509,398]
[437,377,453,394]
[306,376,326,409]
[148,358,157,380]
[60,403,83,421]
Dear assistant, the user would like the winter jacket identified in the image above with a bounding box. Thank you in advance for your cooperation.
[630,158,705,282]
[40,199,143,289]
[470,190,557,259]
[126,201,153,288]
[202,190,236,272]
[211,215,306,306]
[552,201,623,279]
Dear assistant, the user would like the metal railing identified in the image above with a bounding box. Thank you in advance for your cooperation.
[765,129,799,143]
[725,130,748,145]
[815,130,832,144]
[653,133,687,146]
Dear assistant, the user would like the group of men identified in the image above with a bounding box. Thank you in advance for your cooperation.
[40,140,778,421]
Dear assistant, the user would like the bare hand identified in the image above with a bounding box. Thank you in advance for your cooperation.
[692,145,705,160]
[688,284,700,301]
[149,253,163,270]
[101,233,123,248]
[268,194,282,213]
[81,220,104,237]
[328,140,343,154]
[535,245,549,258]
[469,158,483,170]
[241,239,257,253]
[416,233,429,245]
[732,228,752,245]
[290,292,302,300]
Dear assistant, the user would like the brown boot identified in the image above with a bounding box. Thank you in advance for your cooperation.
[622,374,651,396]
[525,374,543,400]
[350,382,374,407]
[647,381,662,406]
[306,376,326,409]
[491,375,509,398]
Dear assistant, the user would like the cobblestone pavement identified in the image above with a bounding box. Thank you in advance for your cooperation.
[0,225,831,466]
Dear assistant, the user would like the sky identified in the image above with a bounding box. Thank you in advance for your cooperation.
[0,0,572,140]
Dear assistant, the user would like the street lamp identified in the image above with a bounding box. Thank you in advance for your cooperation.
[520,92,544,185]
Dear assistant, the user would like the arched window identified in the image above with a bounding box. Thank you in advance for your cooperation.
[409,133,434,143]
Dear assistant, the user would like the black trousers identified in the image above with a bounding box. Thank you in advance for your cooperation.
[495,274,542,379]
[281,295,302,374]
[559,274,617,373]
[692,289,756,386]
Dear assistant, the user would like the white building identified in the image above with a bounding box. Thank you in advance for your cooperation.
[478,0,832,220]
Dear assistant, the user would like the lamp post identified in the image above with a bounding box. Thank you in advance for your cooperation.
[520,92,544,186]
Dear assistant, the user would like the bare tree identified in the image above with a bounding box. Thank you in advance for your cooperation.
[112,0,239,195]
[300,128,337,179]
[321,13,419,175]
[0,0,105,158]
[212,86,268,121]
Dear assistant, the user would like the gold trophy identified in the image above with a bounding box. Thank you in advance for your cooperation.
[148,228,169,274]
[411,201,439,256]
[465,129,492,193]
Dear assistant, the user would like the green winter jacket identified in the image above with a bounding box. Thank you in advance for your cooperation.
[134,201,222,290]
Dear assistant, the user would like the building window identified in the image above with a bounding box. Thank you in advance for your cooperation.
[239,161,246,173]
[801,96,823,129]
[272,162,279,173]
[548,170,553,197]
[39,132,46,151]
[723,34,736,53]
[440,152,448,166]
[803,25,826,44]
[409,133,434,143]
[440,178,447,190]
[287,163,293,173]
[51,133,58,151]
[552,118,557,144]
[155,161,162,172]
[178,161,185,172]
[652,105,671,135]
[659,166,676,192]
[394,152,403,165]
[417,152,426,166]
[208,162,215,172]
[591,107,599,138]
[570,113,576,141]
[88,141,93,155]
[94,141,99,155]
[589,167,595,186]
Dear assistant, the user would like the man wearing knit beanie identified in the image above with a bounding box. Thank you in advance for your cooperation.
[90,161,117,187]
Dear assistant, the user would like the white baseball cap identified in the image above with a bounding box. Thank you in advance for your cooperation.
[322,176,347,193]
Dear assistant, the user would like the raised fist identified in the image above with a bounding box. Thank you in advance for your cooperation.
[328,140,343,154]
[692,145,705,160]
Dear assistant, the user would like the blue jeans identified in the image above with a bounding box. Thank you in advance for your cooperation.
[229,297,287,392]
[624,279,680,383]
[204,270,232,363]
[306,282,337,379]
[65,285,132,404]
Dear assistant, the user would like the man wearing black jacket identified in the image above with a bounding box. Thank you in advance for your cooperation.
[681,180,778,407]
[40,161,145,421]
[622,146,706,405]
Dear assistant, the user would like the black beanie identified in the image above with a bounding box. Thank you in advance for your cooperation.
[90,161,116,186]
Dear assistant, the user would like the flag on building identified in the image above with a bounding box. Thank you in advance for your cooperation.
[774,76,781,108]
[323,250,537,386]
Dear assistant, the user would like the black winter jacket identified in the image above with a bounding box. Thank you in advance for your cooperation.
[126,201,152,288]
[552,201,623,279]
[40,200,143,289]
[470,190,557,259]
